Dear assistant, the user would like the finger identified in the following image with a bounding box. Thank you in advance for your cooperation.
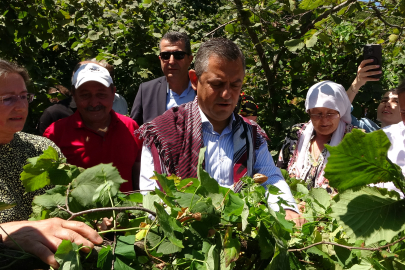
[359,59,374,68]
[359,73,381,81]
[25,242,59,269]
[54,229,95,253]
[360,64,380,72]
[60,220,103,245]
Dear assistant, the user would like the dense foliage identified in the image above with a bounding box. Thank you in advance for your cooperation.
[1,129,405,269]
[1,0,405,148]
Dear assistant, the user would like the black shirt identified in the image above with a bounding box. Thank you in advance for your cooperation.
[38,96,76,135]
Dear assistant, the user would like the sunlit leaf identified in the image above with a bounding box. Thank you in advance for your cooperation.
[325,129,404,192]
[331,186,405,245]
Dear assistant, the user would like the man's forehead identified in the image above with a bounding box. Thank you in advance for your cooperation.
[160,39,186,51]
[204,55,244,75]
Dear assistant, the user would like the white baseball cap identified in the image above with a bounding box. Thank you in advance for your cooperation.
[72,63,113,89]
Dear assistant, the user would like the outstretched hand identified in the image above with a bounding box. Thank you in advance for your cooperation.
[285,209,306,227]
[1,218,103,269]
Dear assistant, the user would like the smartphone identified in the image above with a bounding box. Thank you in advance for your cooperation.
[363,44,382,79]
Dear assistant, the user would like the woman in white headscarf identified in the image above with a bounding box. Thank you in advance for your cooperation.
[277,81,353,193]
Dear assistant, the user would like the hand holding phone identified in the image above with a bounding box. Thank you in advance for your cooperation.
[363,44,382,79]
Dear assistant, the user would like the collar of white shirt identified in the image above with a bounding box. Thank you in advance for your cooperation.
[167,80,193,97]
[198,106,235,135]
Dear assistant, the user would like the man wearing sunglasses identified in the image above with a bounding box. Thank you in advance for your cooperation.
[130,31,194,126]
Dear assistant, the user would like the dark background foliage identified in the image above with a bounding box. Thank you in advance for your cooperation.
[1,0,404,154]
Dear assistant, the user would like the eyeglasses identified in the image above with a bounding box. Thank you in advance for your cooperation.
[310,113,340,120]
[159,51,188,60]
[0,93,35,106]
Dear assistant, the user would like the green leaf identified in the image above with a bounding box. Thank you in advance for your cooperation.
[197,147,220,195]
[258,222,275,259]
[305,34,318,48]
[225,23,235,34]
[114,256,135,270]
[299,0,324,10]
[157,240,183,255]
[143,193,160,212]
[206,242,220,270]
[241,202,249,231]
[21,170,50,192]
[223,227,240,267]
[113,58,123,65]
[275,211,294,233]
[331,15,342,24]
[122,193,143,204]
[97,245,112,269]
[331,186,405,245]
[33,185,67,209]
[0,201,16,211]
[88,30,100,41]
[223,193,244,217]
[318,33,331,45]
[154,173,177,197]
[54,240,82,270]
[325,129,404,192]
[48,165,81,186]
[309,188,331,214]
[71,164,126,208]
[267,242,289,270]
[284,39,305,52]
[21,146,60,192]
[154,202,184,248]
[115,235,136,260]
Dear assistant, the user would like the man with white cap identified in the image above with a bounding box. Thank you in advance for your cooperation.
[44,63,141,192]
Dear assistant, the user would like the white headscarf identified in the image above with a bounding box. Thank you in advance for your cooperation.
[290,81,351,186]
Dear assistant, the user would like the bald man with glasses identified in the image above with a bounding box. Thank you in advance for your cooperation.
[130,31,194,126]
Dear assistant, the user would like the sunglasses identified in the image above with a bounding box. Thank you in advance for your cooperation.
[0,93,35,106]
[160,51,188,60]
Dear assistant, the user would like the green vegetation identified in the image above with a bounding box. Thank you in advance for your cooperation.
[1,0,404,147]
[0,130,403,269]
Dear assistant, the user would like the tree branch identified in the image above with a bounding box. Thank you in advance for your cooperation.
[288,236,405,252]
[370,6,405,29]
[234,0,275,100]
[205,19,237,37]
[300,0,357,37]
[61,206,157,221]
[65,183,71,212]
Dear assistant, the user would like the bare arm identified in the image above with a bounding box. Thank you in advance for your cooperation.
[347,59,381,103]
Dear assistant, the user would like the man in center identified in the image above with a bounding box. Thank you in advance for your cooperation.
[136,38,302,225]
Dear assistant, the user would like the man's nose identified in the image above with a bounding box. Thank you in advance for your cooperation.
[221,85,232,99]
[169,54,176,64]
[88,96,101,107]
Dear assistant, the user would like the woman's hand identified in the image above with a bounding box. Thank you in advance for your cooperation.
[1,218,103,269]
[347,59,381,103]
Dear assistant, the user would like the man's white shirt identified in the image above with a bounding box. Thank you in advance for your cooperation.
[139,106,299,213]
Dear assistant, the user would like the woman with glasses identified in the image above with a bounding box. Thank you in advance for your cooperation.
[277,81,352,194]
[0,59,63,223]
[0,59,103,268]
